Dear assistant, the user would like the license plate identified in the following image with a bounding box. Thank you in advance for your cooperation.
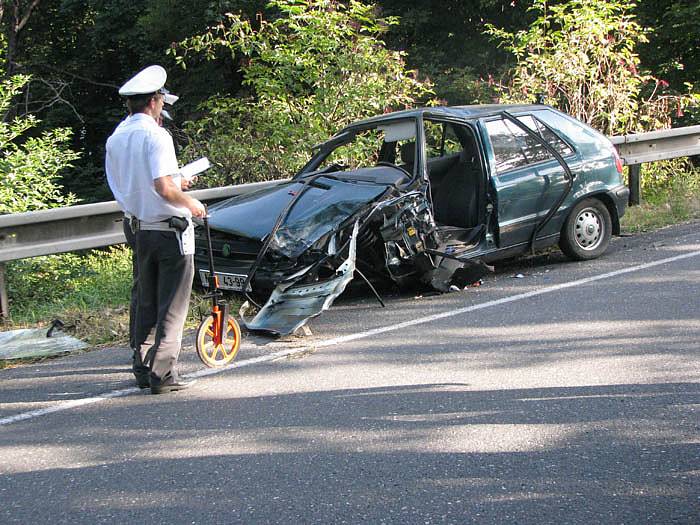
[199,270,249,292]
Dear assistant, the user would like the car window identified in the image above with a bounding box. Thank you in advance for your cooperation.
[519,115,574,158]
[321,128,383,170]
[485,119,530,173]
[486,115,574,174]
[513,115,553,165]
[424,120,444,159]
[443,125,463,156]
[424,121,462,159]
[533,109,596,151]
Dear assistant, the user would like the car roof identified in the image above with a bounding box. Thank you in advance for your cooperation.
[349,104,552,129]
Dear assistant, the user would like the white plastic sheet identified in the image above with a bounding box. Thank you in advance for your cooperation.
[0,328,87,360]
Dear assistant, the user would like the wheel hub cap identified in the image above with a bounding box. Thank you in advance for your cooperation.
[575,209,601,249]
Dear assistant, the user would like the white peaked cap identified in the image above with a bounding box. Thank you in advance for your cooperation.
[119,65,169,97]
[163,93,179,105]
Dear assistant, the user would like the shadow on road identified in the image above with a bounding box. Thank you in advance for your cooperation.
[1,382,698,523]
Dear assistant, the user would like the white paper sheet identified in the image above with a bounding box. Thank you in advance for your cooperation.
[180,157,211,182]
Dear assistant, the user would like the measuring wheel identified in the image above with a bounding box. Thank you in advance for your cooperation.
[195,208,243,368]
[195,313,241,367]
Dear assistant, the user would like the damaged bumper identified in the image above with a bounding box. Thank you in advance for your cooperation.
[243,222,360,336]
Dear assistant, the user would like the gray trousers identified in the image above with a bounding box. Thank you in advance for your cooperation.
[134,230,194,380]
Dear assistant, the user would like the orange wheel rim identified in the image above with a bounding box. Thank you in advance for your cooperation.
[195,316,241,367]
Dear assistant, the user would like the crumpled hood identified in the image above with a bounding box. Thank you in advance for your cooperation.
[207,171,394,258]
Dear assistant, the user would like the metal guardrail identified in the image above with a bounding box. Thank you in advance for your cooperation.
[609,125,700,205]
[609,125,700,164]
[0,182,280,263]
[1,125,699,319]
[0,180,283,318]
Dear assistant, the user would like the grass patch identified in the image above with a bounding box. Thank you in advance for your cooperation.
[1,247,132,370]
[6,246,133,325]
[621,166,700,233]
[1,245,244,355]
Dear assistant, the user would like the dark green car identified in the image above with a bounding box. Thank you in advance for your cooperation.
[197,104,629,335]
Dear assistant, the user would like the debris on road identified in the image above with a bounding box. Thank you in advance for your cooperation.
[0,326,87,360]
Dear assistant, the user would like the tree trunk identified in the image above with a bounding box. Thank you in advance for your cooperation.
[2,0,42,77]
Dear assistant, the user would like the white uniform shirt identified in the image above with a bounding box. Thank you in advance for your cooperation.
[105,113,189,222]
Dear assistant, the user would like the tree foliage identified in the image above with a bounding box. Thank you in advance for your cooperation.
[0,0,43,77]
[0,72,78,214]
[636,0,700,89]
[635,0,700,124]
[0,0,697,205]
[5,0,262,202]
[485,0,699,135]
[378,0,527,105]
[171,0,433,184]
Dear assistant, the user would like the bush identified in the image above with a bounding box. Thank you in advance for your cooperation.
[171,0,434,186]
[0,75,79,214]
[637,159,700,202]
[485,0,699,136]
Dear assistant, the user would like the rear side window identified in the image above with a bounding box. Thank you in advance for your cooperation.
[520,115,574,158]
[485,115,574,174]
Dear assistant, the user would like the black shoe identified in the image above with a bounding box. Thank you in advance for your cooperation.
[132,351,150,389]
[150,373,196,394]
[134,370,150,389]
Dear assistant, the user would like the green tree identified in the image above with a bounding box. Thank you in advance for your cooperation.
[377,0,528,105]
[485,0,698,135]
[5,1,263,203]
[636,0,700,90]
[0,0,43,78]
[0,72,79,213]
[636,0,700,124]
[172,0,433,184]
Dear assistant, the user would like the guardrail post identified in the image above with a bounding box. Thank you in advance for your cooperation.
[0,263,9,320]
[628,164,642,206]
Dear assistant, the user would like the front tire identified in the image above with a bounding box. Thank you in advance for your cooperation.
[559,198,612,260]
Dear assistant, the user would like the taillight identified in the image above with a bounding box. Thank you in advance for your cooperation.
[612,146,624,175]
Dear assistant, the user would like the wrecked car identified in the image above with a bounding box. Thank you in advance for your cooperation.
[194,105,629,336]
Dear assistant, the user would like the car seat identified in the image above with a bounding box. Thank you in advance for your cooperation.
[433,149,481,228]
[399,141,415,174]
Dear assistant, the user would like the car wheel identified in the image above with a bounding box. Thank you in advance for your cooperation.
[559,198,612,260]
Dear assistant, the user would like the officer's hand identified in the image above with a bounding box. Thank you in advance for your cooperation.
[190,199,206,218]
[181,176,197,190]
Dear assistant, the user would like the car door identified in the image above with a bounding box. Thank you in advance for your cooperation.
[423,118,490,237]
[481,114,575,248]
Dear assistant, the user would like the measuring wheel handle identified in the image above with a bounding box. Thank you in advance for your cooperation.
[195,303,242,368]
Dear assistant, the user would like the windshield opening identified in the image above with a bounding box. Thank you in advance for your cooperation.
[305,119,418,177]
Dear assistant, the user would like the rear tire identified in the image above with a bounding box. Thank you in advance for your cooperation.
[559,198,612,260]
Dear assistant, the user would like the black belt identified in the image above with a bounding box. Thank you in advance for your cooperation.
[126,215,188,233]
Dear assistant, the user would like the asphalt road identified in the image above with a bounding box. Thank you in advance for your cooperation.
[1,221,699,524]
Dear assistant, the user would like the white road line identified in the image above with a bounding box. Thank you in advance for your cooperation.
[1,249,698,427]
[315,249,700,348]
[0,348,302,427]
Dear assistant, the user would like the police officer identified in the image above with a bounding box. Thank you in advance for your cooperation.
[117,90,181,365]
[105,65,205,394]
